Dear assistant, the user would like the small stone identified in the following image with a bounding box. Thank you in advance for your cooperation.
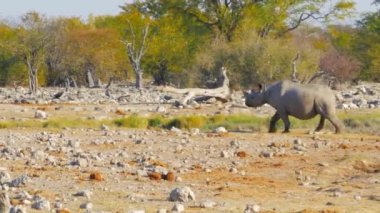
[0,193,10,212]
[89,172,103,181]
[79,202,93,210]
[230,167,238,173]
[0,170,11,184]
[221,150,232,158]
[318,162,329,167]
[74,190,92,199]
[148,172,162,181]
[236,151,248,158]
[156,106,166,113]
[10,175,30,187]
[157,209,167,213]
[214,126,227,134]
[9,206,27,213]
[353,194,361,201]
[129,210,145,213]
[260,151,273,158]
[171,127,182,134]
[35,110,48,119]
[101,124,109,131]
[169,187,195,202]
[294,138,302,145]
[200,200,216,208]
[171,203,185,212]
[163,171,175,182]
[333,191,342,197]
[32,199,50,211]
[244,203,261,213]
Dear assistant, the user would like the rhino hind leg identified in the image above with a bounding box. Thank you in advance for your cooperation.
[326,115,343,134]
[315,116,325,132]
[269,112,280,133]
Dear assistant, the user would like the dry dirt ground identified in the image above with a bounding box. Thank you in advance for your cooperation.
[0,103,379,213]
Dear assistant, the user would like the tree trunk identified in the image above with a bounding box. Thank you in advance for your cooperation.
[291,52,300,83]
[28,69,37,95]
[135,70,143,89]
[87,69,95,88]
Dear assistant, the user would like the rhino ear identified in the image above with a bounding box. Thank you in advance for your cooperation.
[258,83,266,92]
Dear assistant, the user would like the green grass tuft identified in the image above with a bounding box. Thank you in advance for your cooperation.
[113,114,148,128]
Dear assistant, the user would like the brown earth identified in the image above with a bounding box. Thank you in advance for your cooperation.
[0,103,379,213]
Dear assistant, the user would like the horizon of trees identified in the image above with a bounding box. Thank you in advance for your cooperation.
[0,0,379,93]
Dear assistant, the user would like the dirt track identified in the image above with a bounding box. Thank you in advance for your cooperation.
[0,103,379,212]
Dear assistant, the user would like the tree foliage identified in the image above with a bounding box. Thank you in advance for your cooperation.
[1,0,379,93]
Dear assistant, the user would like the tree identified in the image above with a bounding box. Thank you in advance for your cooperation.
[11,12,47,94]
[126,0,354,41]
[65,27,126,87]
[319,50,361,83]
[44,17,85,87]
[353,1,380,81]
[120,6,151,89]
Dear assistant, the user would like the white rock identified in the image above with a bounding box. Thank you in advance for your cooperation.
[32,199,50,211]
[0,192,10,212]
[80,202,93,210]
[214,126,227,133]
[0,170,11,184]
[156,106,166,113]
[157,209,167,213]
[74,190,92,199]
[34,110,48,119]
[169,187,195,202]
[200,200,216,208]
[221,150,232,158]
[129,210,145,213]
[101,124,109,131]
[9,206,27,213]
[171,203,185,212]
[354,194,361,201]
[244,204,261,213]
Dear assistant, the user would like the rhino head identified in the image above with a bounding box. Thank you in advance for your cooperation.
[244,84,266,107]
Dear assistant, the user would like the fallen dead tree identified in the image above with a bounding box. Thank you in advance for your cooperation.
[158,67,231,106]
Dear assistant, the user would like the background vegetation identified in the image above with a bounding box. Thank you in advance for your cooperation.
[0,0,379,91]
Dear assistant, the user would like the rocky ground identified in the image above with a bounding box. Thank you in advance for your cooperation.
[0,83,379,213]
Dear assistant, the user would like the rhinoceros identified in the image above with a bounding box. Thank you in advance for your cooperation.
[244,80,343,133]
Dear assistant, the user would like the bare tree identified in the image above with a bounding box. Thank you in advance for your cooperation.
[12,12,47,95]
[123,21,149,90]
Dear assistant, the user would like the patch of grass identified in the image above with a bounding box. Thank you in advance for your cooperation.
[113,114,148,129]
[0,109,379,134]
[0,120,41,129]
[165,115,207,129]
[42,118,107,129]
[205,114,268,132]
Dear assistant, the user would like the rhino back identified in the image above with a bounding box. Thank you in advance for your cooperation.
[266,81,335,119]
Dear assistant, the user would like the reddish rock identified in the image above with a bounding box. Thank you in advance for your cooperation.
[148,172,162,180]
[89,172,103,181]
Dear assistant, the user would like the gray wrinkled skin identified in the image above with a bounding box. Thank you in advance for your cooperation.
[244,81,343,133]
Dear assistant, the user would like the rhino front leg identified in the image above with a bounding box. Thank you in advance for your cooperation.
[269,112,280,133]
[315,116,325,132]
[280,114,291,133]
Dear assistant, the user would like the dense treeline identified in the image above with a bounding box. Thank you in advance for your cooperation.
[0,0,379,93]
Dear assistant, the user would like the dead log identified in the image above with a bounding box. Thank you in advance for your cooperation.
[158,67,231,105]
